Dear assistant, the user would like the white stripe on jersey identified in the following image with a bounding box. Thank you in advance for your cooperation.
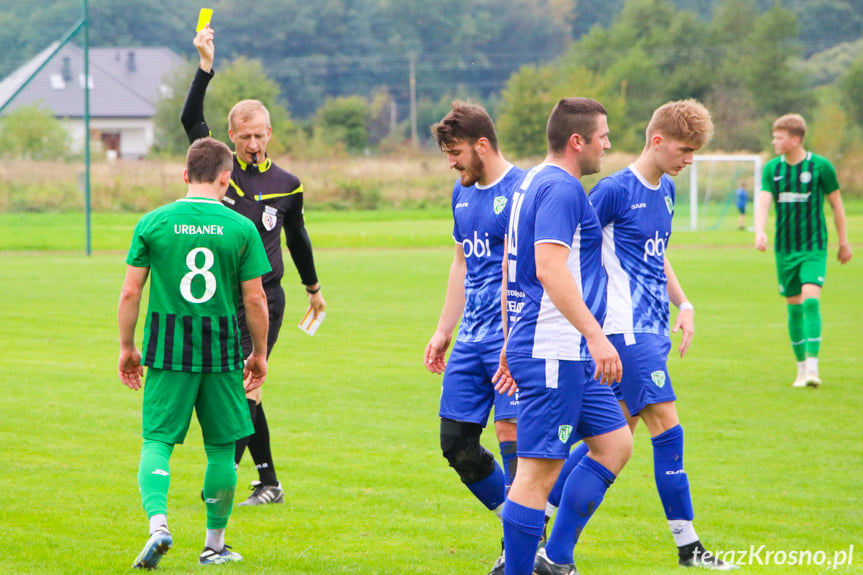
[601,222,635,336]
[531,226,585,360]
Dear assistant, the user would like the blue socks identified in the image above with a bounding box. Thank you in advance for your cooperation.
[466,461,507,511]
[544,457,616,565]
[502,499,545,575]
[652,424,694,520]
[547,442,589,508]
[499,441,518,492]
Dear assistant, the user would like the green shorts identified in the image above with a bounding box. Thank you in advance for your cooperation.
[774,250,827,298]
[141,368,254,445]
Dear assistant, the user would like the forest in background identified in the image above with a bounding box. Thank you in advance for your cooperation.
[1,0,863,160]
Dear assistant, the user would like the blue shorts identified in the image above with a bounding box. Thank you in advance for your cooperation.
[609,333,676,416]
[507,356,626,460]
[439,339,518,425]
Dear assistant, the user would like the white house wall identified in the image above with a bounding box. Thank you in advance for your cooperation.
[61,118,154,160]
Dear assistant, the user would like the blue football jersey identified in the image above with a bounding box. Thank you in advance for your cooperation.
[451,164,525,343]
[505,163,606,361]
[589,165,675,336]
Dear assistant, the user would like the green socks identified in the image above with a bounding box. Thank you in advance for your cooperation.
[788,299,822,362]
[203,441,237,530]
[787,304,806,362]
[802,298,821,358]
[138,439,174,519]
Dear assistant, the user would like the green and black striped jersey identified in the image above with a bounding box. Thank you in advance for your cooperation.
[126,197,271,372]
[761,152,839,254]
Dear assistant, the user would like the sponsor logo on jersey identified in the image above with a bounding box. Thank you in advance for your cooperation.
[262,205,278,231]
[455,202,470,209]
[643,230,669,261]
[799,171,813,184]
[494,195,508,214]
[665,195,674,214]
[558,424,573,443]
[152,469,170,476]
[222,196,236,205]
[651,370,666,388]
[778,192,812,203]
[463,231,491,258]
[631,202,647,210]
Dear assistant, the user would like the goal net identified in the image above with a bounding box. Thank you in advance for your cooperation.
[678,154,762,231]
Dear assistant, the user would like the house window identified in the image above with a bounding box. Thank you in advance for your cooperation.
[50,74,65,90]
[62,57,72,81]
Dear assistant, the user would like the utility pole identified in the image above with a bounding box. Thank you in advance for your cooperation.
[409,51,417,147]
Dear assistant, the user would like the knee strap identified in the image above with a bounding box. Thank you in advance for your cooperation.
[440,419,496,485]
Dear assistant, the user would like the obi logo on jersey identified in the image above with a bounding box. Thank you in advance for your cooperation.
[463,231,491,258]
[643,230,670,262]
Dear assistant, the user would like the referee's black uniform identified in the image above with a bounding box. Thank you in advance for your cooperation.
[181,67,319,358]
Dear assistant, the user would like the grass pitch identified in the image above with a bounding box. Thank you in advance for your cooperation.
[0,211,861,574]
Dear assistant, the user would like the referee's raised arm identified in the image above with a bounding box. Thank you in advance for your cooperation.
[180,24,215,143]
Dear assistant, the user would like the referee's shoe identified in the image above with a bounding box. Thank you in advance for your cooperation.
[238,480,284,506]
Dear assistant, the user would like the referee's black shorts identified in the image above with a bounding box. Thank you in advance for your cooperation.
[237,282,286,360]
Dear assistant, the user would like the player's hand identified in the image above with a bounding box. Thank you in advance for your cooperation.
[424,330,451,374]
[243,353,267,392]
[492,346,517,396]
[194,24,215,72]
[755,232,768,252]
[672,308,694,358]
[118,348,144,390]
[838,242,853,264]
[586,333,622,385]
[307,288,326,319]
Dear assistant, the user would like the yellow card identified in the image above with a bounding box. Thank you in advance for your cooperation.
[196,8,213,32]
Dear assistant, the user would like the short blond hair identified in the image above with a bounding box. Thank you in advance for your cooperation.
[773,114,806,139]
[646,99,713,149]
[228,99,271,131]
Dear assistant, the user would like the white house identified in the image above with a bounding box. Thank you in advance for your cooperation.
[0,43,182,159]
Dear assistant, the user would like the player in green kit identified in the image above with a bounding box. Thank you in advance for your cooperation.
[118,137,272,568]
[755,114,853,388]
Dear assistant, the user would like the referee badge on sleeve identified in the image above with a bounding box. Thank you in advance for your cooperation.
[262,205,278,231]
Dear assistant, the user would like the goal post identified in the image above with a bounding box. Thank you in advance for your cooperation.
[688,154,762,231]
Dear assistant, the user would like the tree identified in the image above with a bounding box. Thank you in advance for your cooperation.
[738,3,815,118]
[0,104,71,160]
[839,52,863,130]
[497,64,559,158]
[315,95,368,152]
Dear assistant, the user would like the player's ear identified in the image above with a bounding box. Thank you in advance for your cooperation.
[569,132,583,151]
[182,168,190,184]
[474,137,489,155]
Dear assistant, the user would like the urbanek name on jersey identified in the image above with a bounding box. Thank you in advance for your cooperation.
[174,224,225,236]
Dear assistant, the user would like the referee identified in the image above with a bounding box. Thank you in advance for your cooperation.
[181,24,326,505]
